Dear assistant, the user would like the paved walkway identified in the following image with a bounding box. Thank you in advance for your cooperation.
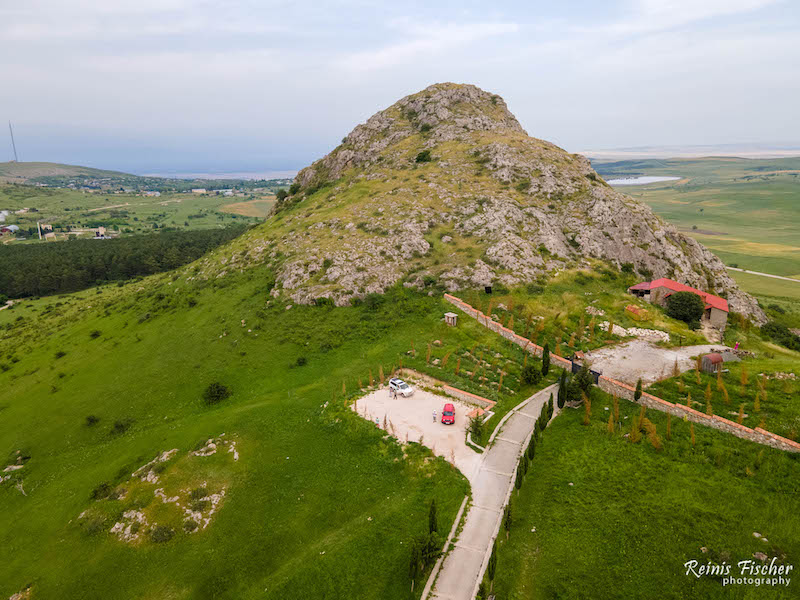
[428,383,559,600]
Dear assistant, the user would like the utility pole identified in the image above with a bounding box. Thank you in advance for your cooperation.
[37,221,42,240]
[9,121,19,162]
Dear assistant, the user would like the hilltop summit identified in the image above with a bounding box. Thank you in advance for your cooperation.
[202,83,765,322]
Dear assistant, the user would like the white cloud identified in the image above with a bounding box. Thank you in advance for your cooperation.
[334,22,520,72]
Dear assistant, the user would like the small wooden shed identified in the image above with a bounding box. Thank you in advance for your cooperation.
[701,353,724,373]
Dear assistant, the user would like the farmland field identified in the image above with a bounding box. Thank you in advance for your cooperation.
[0,184,276,240]
[593,157,800,287]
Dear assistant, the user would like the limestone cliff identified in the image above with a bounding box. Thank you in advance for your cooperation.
[202,83,765,322]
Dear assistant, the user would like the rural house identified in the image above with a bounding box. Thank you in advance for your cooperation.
[627,277,729,330]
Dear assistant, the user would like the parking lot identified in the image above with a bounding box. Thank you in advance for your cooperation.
[353,387,482,483]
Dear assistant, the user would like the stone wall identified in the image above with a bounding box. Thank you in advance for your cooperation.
[598,375,800,453]
[444,294,572,369]
[444,294,800,454]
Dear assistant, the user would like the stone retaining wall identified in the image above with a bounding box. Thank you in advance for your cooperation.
[444,294,572,369]
[444,294,800,454]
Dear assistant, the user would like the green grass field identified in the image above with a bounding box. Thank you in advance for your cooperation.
[594,157,800,284]
[491,389,800,599]
[0,272,556,599]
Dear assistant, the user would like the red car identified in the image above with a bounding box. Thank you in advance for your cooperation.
[441,403,455,425]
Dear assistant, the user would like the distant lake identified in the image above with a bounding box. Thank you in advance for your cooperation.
[606,176,681,186]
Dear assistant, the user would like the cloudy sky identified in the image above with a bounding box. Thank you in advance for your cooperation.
[1,0,798,173]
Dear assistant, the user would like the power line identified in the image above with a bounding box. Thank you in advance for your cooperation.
[9,121,19,162]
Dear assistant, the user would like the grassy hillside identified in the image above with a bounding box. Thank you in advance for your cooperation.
[492,390,800,599]
[1,267,558,599]
[592,157,800,281]
[0,161,131,183]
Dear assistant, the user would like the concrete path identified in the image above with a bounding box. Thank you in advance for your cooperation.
[428,384,558,600]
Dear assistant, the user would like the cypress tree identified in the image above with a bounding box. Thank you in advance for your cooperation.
[527,436,536,460]
[548,393,554,418]
[557,370,567,409]
[428,499,438,534]
[542,343,550,376]
[634,378,643,401]
[515,468,523,492]
[503,504,513,539]
[487,542,498,589]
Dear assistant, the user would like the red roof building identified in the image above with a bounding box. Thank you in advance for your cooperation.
[628,278,729,330]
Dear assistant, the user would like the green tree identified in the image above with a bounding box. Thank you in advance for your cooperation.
[503,504,513,538]
[635,378,643,401]
[521,364,541,385]
[527,436,536,460]
[548,392,554,418]
[515,467,524,491]
[665,291,705,326]
[557,370,567,408]
[415,150,432,163]
[487,542,498,589]
[428,499,438,534]
[542,343,551,376]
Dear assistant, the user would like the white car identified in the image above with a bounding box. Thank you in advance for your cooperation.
[388,377,414,397]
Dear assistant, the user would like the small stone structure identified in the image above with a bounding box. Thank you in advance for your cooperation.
[444,312,458,327]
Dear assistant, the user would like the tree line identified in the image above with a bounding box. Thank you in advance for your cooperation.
[0,225,246,298]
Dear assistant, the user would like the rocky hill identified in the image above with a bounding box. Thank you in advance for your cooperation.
[200,83,765,322]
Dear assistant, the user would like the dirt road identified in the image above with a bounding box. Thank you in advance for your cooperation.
[585,339,730,385]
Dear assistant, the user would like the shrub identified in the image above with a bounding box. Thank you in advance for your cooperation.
[85,415,100,427]
[364,293,385,310]
[89,330,102,339]
[90,482,113,500]
[521,364,542,385]
[288,182,301,195]
[54,350,67,359]
[665,291,705,324]
[203,382,232,405]
[111,419,132,435]
[295,356,307,367]
[419,123,432,133]
[150,525,175,543]
[191,487,207,500]
[634,379,642,401]
[415,150,432,163]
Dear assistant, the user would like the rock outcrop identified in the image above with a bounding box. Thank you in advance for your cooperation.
[200,83,766,323]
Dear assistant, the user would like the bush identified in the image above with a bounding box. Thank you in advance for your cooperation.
[203,382,232,405]
[288,182,301,195]
[295,356,307,367]
[762,321,800,351]
[149,525,175,543]
[521,364,542,385]
[85,415,100,427]
[363,293,385,310]
[415,150,432,163]
[665,291,705,324]
[89,330,102,339]
[90,482,113,500]
[111,419,132,435]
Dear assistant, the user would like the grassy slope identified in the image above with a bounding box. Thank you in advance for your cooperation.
[0,161,131,181]
[493,390,800,600]
[1,275,534,598]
